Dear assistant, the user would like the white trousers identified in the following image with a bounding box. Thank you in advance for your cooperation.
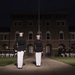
[35,52,42,66]
[17,51,24,68]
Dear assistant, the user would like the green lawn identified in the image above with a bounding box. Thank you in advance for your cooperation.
[51,57,75,66]
[0,57,16,66]
[1,57,75,67]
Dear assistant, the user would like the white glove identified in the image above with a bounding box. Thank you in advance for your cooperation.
[15,50,17,52]
[24,50,26,52]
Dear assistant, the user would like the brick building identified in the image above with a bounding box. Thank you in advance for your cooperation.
[0,12,75,57]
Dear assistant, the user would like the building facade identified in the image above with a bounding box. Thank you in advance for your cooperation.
[0,12,75,57]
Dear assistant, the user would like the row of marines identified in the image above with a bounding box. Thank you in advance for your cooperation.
[14,32,43,69]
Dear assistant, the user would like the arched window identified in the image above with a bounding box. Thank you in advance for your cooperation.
[59,31,64,40]
[46,31,51,40]
[58,44,65,49]
[15,31,19,40]
[28,31,33,40]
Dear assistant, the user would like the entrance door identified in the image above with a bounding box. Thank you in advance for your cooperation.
[29,46,33,54]
[28,45,33,56]
[46,45,51,56]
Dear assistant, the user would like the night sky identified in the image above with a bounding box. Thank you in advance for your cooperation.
[0,0,75,27]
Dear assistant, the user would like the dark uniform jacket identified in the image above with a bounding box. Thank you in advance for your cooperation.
[34,40,43,52]
[15,37,26,51]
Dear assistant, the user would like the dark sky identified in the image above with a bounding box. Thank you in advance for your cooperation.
[0,0,75,27]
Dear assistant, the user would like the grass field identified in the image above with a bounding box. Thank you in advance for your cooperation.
[0,57,16,66]
[51,57,75,66]
[0,57,75,67]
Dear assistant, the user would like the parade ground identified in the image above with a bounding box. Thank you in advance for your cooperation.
[0,57,75,75]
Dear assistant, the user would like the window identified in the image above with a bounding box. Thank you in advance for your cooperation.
[61,21,65,26]
[59,31,64,40]
[18,22,22,26]
[57,20,60,26]
[3,34,9,40]
[57,20,65,26]
[13,21,22,27]
[61,22,64,25]
[15,31,19,40]
[72,34,75,40]
[28,31,33,40]
[4,34,6,40]
[46,31,51,40]
[46,21,51,27]
[28,21,33,27]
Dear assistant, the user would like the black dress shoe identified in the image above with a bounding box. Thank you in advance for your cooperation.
[38,65,41,67]
[23,63,25,65]
[36,65,39,67]
[17,67,23,69]
[36,65,41,67]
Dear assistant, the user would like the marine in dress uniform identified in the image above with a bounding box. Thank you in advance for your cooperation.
[16,32,26,69]
[34,34,43,67]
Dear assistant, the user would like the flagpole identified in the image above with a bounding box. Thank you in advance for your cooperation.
[38,0,40,35]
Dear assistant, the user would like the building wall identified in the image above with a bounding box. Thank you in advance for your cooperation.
[0,32,10,50]
[7,12,69,56]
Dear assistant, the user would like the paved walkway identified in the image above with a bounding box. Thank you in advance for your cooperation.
[0,57,75,75]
